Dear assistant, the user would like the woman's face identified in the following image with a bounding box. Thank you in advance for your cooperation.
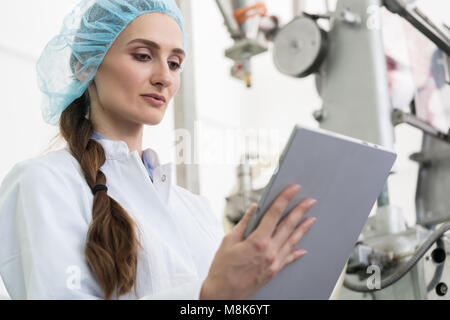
[87,12,185,127]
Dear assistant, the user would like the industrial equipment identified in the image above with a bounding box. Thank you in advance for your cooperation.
[216,0,450,300]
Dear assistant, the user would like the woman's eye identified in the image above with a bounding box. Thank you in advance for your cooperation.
[134,53,180,70]
[134,54,151,62]
[169,61,181,70]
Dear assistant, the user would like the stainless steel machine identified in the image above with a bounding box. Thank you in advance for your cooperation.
[215,0,450,299]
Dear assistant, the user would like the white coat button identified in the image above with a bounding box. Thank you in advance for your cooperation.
[161,174,166,182]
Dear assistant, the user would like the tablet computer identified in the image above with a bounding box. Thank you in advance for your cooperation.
[244,125,397,299]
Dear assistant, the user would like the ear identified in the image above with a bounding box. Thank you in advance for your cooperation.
[74,61,95,82]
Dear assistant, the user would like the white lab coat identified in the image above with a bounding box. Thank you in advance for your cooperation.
[0,137,225,299]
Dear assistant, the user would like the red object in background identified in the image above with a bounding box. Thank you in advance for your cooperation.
[403,21,450,132]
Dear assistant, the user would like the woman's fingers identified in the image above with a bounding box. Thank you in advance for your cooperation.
[270,198,316,251]
[283,248,308,268]
[278,216,316,266]
[249,184,300,242]
[229,203,258,242]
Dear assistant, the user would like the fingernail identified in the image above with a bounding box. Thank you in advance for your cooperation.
[297,249,308,256]
[290,184,301,194]
[307,217,316,226]
[307,198,317,207]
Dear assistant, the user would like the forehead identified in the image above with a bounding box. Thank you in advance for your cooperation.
[116,12,183,49]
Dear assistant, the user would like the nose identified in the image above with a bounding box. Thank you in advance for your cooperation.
[150,60,173,89]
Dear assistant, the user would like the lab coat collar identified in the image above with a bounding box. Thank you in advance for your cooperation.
[81,137,174,204]
[89,137,160,166]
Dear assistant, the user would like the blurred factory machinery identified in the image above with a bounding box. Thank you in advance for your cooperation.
[215,0,450,299]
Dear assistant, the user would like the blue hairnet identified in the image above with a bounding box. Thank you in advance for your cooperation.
[36,0,188,126]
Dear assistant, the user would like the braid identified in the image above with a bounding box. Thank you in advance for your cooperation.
[59,91,140,299]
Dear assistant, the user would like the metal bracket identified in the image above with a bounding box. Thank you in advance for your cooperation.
[383,0,450,56]
[392,109,450,144]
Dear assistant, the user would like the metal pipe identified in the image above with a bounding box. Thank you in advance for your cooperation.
[215,0,241,39]
[344,222,450,292]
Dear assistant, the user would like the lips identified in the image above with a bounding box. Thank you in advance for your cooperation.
[142,95,165,107]
[142,93,166,103]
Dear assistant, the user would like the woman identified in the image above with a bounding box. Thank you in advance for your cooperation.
[0,0,316,300]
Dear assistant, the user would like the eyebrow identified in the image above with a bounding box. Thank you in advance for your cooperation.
[127,38,185,57]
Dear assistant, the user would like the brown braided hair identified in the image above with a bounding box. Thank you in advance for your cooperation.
[59,91,141,299]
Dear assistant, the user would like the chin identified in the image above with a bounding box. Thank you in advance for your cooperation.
[136,107,165,124]
[141,115,164,126]
[144,119,163,126]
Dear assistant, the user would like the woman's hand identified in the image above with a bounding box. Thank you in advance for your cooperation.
[200,184,317,300]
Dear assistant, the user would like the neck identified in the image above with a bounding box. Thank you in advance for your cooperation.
[90,110,144,160]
